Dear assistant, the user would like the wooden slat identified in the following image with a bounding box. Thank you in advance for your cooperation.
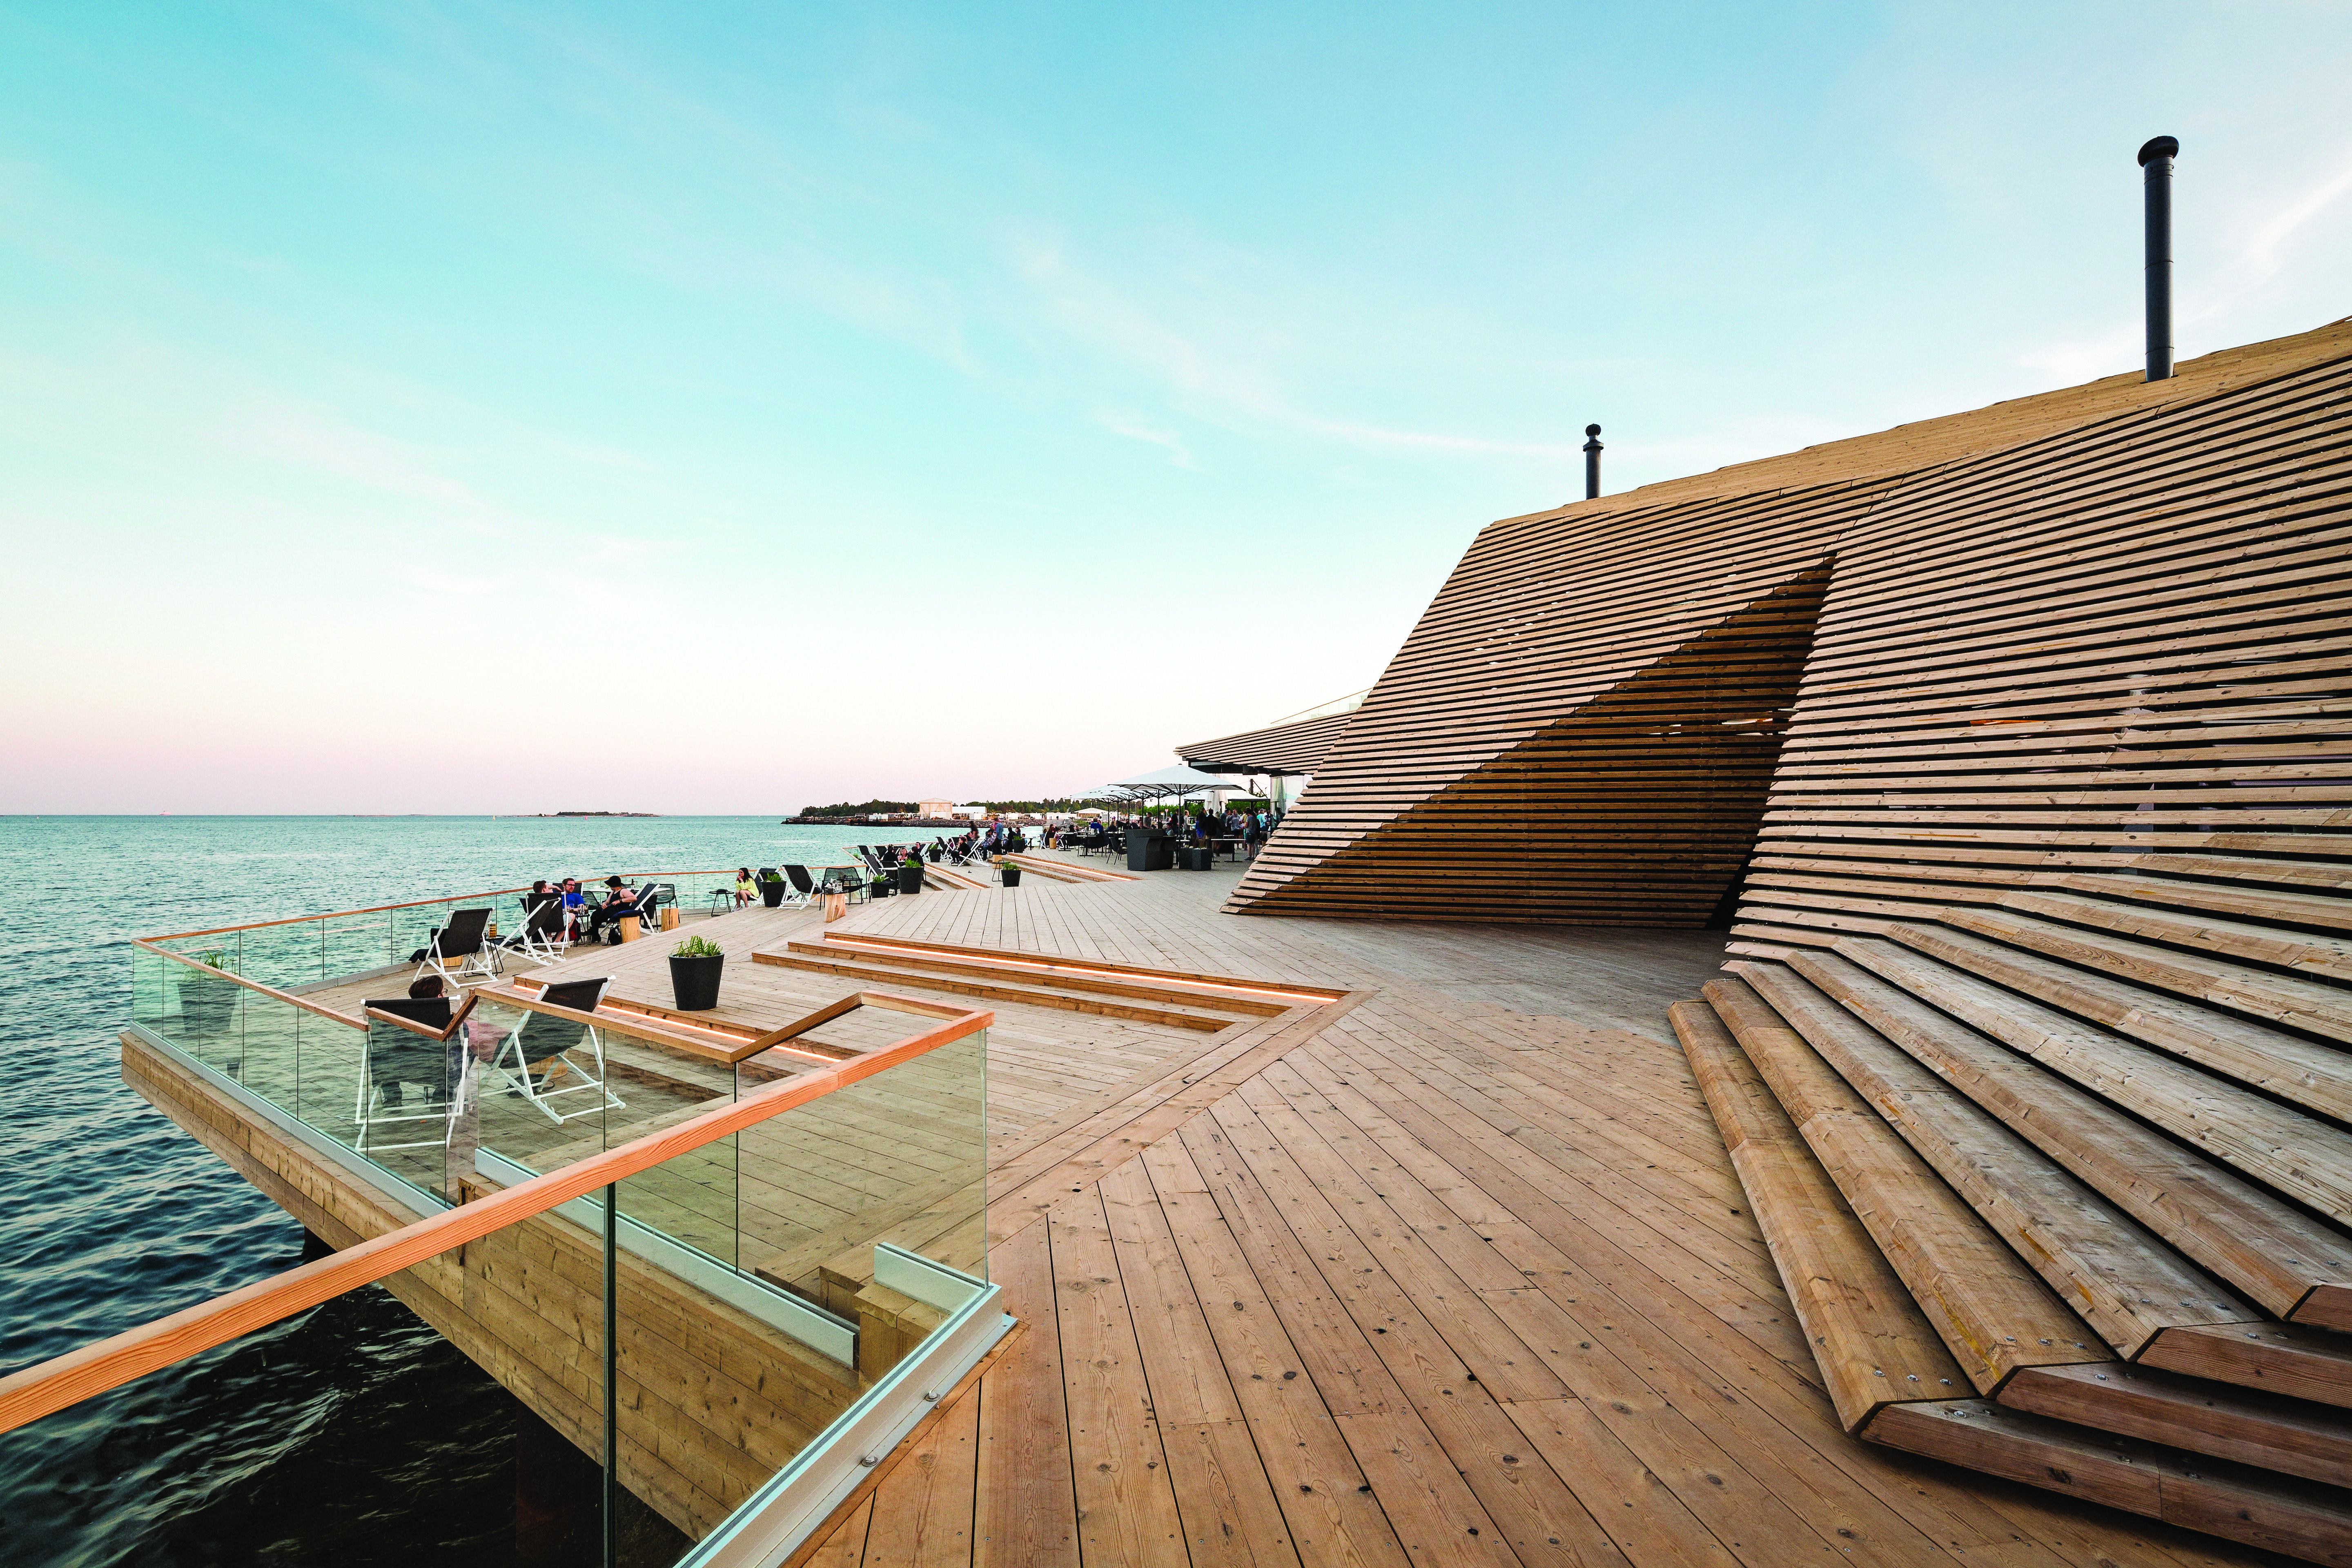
[1835,936,2352,1226]
[1882,920,2352,1124]
[2000,1363,2352,1490]
[1862,1399,2352,1567]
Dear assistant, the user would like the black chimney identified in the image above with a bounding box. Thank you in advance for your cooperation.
[1582,423,1603,499]
[2138,135,2178,381]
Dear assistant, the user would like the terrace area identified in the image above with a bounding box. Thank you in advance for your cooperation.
[68,848,2310,1566]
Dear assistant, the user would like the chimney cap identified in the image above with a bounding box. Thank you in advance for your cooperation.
[1584,423,1602,438]
[2137,135,2179,167]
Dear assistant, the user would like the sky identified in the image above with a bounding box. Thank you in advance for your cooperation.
[2,2,2348,814]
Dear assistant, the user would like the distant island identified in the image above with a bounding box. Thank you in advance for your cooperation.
[544,811,657,818]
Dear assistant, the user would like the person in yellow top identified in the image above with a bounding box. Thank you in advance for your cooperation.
[734,867,757,909]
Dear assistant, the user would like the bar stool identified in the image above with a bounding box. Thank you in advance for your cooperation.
[707,889,734,918]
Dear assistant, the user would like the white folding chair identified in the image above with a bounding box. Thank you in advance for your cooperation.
[413,907,500,991]
[483,976,624,1126]
[508,893,571,967]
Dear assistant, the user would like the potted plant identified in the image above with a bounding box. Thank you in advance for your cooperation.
[870,871,895,898]
[897,859,924,894]
[758,868,787,909]
[668,935,725,1011]
[180,951,241,1033]
[998,858,1023,888]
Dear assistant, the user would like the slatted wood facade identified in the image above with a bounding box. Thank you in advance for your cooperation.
[1207,316,2352,1556]
[1176,708,1356,776]
[1225,315,2352,928]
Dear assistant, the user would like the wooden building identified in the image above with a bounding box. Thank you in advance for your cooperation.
[1173,314,2352,1558]
[1212,316,2352,930]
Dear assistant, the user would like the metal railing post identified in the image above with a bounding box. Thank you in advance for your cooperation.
[604,1180,619,1568]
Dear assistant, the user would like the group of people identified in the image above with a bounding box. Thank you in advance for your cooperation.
[948,822,1028,861]
[1045,806,1275,852]
[522,876,651,943]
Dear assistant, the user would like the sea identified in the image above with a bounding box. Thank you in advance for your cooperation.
[0,816,925,1567]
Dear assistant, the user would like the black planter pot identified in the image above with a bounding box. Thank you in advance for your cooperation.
[760,881,786,908]
[898,864,923,894]
[871,878,895,898]
[1000,865,1023,888]
[669,953,724,1011]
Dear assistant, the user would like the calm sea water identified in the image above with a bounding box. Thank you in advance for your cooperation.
[0,816,924,1566]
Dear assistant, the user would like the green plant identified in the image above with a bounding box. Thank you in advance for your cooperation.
[194,950,233,973]
[672,935,723,959]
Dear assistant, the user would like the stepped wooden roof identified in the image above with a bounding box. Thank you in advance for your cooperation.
[1225,313,2352,928]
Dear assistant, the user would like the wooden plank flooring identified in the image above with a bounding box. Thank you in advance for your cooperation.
[791,855,2267,1568]
[303,895,1219,1156]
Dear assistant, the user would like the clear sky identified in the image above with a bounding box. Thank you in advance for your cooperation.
[2,3,2347,814]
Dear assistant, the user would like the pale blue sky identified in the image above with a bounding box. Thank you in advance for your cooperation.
[4,3,2348,812]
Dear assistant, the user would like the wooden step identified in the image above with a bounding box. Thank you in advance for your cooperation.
[786,938,1287,1017]
[2040,869,2352,934]
[1680,995,2352,1563]
[1667,999,1973,1431]
[1885,920,2352,1124]
[1700,976,2107,1391]
[1835,935,2352,1227]
[2000,1361,2352,1489]
[1946,903,2352,1045]
[796,934,1347,1005]
[918,862,989,891]
[2140,1322,2352,1411]
[1000,853,1137,883]
[1862,1398,2352,1567]
[1779,947,2352,1332]
[1997,888,2352,986]
[1725,961,2253,1359]
[748,951,1238,1032]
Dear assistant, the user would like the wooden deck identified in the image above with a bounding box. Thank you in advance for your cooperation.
[787,853,2265,1568]
[301,895,1221,1157]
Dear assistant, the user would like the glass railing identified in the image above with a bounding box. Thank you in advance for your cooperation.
[13,978,999,1565]
[126,941,989,1301]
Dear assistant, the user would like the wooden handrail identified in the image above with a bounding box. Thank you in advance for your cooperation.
[136,940,367,1031]
[138,870,740,943]
[0,1003,993,1436]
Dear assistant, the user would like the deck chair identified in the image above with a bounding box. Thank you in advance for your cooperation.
[781,865,821,904]
[483,976,624,1126]
[357,993,480,1154]
[414,907,498,990]
[506,892,570,966]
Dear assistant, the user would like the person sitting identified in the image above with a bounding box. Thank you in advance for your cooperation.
[734,866,757,909]
[559,878,587,940]
[586,877,641,940]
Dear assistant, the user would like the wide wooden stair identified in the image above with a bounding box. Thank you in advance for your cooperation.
[1672,893,2352,1562]
[753,932,1343,1033]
